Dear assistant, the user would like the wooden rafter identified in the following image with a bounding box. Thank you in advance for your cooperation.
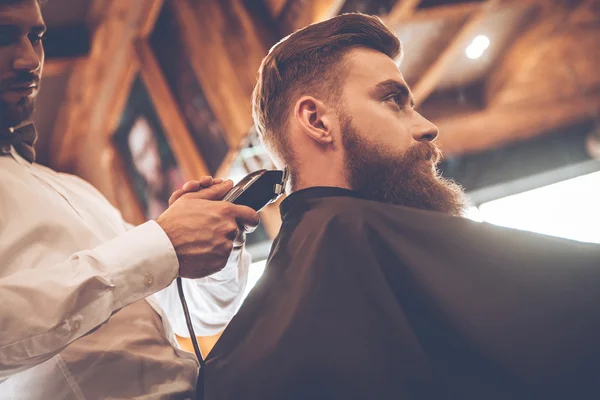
[171,0,266,151]
[43,57,84,77]
[411,0,502,108]
[50,0,164,171]
[384,0,421,24]
[436,89,600,157]
[279,0,346,34]
[264,0,288,19]
[135,40,210,180]
[50,0,164,198]
[387,2,481,25]
[485,0,589,106]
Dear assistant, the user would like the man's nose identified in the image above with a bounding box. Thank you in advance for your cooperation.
[412,112,439,143]
[12,38,42,73]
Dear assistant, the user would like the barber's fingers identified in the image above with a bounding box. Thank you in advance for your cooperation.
[227,204,260,232]
[184,180,234,201]
[168,189,185,206]
[182,176,215,192]
[170,177,228,205]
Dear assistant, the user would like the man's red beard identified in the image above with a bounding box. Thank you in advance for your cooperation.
[341,115,468,216]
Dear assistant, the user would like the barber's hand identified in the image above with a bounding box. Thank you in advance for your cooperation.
[169,176,258,238]
[168,176,224,206]
[156,180,259,279]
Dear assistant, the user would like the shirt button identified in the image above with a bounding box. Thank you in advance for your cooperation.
[145,273,154,287]
[72,321,81,332]
[1,145,11,154]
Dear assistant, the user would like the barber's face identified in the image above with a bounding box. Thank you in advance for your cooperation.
[0,0,45,129]
[337,48,467,215]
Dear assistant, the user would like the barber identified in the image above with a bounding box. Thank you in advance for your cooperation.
[0,0,257,397]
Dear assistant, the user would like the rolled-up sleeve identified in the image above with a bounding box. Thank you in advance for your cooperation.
[0,221,179,382]
[151,247,251,337]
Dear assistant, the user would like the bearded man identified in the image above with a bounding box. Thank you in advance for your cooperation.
[201,12,600,400]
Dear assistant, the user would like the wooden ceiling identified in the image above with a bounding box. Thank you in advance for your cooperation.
[31,0,600,225]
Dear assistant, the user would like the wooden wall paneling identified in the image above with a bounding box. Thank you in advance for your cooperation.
[135,40,210,181]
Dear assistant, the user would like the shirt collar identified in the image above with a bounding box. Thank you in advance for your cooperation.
[279,186,364,221]
[1,145,33,168]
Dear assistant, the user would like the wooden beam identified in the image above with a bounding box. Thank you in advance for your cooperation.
[264,0,288,19]
[279,0,346,34]
[392,0,541,24]
[171,0,267,149]
[50,0,164,174]
[383,0,421,25]
[42,57,84,77]
[435,90,600,157]
[485,0,589,106]
[135,40,210,180]
[412,0,502,107]
[170,0,278,177]
[105,144,147,225]
[390,2,481,25]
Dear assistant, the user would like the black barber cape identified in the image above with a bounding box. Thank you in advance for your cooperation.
[202,187,600,400]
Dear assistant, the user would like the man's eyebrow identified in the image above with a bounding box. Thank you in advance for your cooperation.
[370,79,415,108]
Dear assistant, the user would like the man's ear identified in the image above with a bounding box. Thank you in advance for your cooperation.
[294,96,334,145]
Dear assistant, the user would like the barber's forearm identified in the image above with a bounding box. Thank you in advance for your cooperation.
[0,221,178,381]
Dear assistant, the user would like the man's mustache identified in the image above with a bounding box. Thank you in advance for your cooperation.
[410,142,442,164]
[0,72,40,92]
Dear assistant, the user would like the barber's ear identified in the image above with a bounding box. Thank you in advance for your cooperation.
[295,96,334,145]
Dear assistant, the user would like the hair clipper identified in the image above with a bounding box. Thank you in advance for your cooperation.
[222,167,288,211]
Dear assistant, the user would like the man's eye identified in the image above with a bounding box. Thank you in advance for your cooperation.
[385,93,403,108]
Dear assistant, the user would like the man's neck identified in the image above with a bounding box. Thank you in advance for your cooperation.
[289,175,352,195]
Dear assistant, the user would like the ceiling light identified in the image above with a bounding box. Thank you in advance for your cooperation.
[466,35,490,60]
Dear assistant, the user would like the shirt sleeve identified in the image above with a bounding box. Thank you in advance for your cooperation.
[150,246,251,337]
[0,221,179,382]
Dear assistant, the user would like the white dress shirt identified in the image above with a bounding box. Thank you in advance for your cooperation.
[0,147,250,399]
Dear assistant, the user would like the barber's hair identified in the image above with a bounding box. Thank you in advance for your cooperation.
[252,13,401,166]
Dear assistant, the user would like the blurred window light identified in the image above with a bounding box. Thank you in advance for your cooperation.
[242,259,267,302]
[468,171,600,244]
[466,35,490,59]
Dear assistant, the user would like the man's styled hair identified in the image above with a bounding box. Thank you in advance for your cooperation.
[252,13,401,166]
